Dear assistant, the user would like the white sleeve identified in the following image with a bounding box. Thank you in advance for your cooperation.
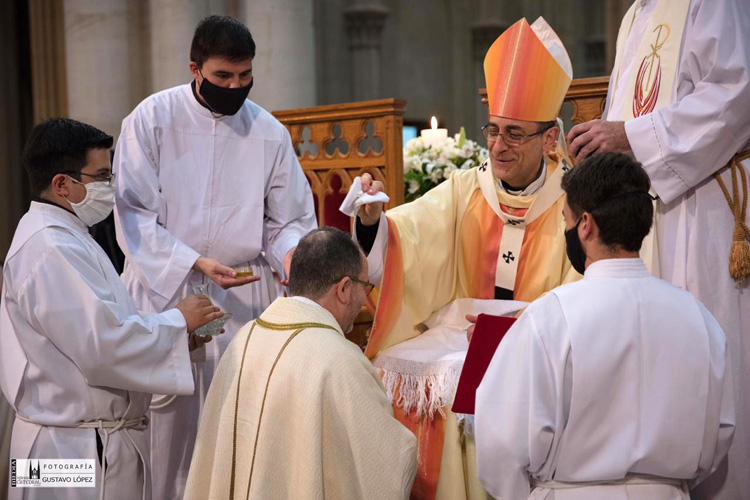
[475,301,560,500]
[625,0,750,204]
[18,239,194,396]
[352,212,388,285]
[114,113,201,309]
[262,127,317,278]
[691,301,735,486]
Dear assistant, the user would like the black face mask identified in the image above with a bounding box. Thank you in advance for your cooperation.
[565,218,587,275]
[198,72,253,116]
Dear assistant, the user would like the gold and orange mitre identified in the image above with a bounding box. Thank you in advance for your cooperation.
[484,17,573,122]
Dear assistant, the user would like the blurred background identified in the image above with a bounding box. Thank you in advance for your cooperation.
[0,0,631,262]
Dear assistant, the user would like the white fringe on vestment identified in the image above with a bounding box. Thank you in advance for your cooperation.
[375,357,464,419]
[371,298,529,423]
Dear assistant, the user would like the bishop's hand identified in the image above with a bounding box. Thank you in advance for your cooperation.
[193,257,260,289]
[358,173,385,226]
[466,314,478,342]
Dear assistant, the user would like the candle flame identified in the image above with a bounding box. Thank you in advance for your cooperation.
[431,116,438,130]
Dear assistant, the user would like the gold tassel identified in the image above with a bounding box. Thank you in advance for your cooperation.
[715,151,750,284]
[730,238,750,283]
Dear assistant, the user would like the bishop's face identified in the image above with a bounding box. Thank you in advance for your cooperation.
[486,116,558,188]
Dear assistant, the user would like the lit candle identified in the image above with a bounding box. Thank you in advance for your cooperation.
[420,116,448,147]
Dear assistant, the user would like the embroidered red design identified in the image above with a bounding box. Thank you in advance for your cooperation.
[633,23,670,117]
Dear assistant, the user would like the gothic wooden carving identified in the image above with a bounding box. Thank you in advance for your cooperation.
[273,99,405,349]
[273,98,406,230]
[561,76,610,123]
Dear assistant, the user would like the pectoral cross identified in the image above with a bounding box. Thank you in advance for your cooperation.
[503,251,515,263]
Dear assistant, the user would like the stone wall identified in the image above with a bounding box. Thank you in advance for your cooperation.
[315,0,629,140]
[62,0,317,141]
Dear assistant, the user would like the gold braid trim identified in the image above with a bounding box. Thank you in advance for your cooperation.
[229,323,257,500]
[255,316,340,333]
[229,317,339,500]
[245,328,305,500]
[714,150,750,283]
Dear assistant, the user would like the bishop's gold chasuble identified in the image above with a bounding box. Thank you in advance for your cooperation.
[367,154,578,499]
[363,16,577,500]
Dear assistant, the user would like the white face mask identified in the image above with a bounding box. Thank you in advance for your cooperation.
[65,176,116,227]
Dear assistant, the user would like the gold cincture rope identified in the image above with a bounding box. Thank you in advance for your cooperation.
[714,150,750,283]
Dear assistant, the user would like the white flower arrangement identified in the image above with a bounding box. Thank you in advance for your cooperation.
[403,127,489,202]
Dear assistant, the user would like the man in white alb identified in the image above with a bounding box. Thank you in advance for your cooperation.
[567,3,750,496]
[0,118,221,500]
[113,15,317,500]
[476,152,734,500]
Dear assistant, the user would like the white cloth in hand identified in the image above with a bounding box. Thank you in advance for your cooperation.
[339,176,390,217]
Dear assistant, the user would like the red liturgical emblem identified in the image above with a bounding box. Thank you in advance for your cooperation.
[633,23,670,117]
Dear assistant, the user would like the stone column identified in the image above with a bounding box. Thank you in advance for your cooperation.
[344,1,390,102]
[542,0,579,77]
[582,0,606,77]
[29,0,68,123]
[149,0,213,93]
[0,0,34,260]
[64,0,149,140]
[240,0,317,111]
[472,18,504,134]
[605,0,631,72]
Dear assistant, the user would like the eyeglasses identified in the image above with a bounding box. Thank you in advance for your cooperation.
[81,172,116,186]
[66,171,116,186]
[336,276,375,296]
[481,123,555,148]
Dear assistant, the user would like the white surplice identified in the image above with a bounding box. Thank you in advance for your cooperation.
[602,1,750,497]
[113,83,317,500]
[0,202,194,500]
[476,259,734,500]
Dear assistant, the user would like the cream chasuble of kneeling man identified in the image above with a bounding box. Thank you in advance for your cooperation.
[346,18,578,499]
[476,259,735,500]
[184,297,417,500]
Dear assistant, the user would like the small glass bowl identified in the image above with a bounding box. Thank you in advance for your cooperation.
[195,312,232,338]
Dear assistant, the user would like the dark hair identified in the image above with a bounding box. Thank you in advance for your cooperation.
[190,15,256,68]
[22,118,113,196]
[561,152,653,252]
[537,120,557,131]
[288,227,364,300]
